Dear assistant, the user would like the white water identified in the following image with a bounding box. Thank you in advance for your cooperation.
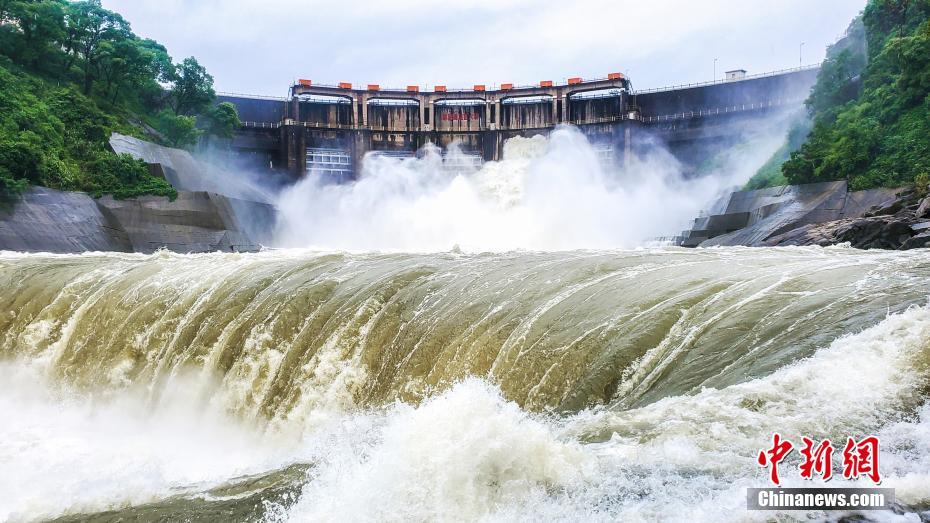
[275,125,783,251]
[2,298,929,521]
[280,304,930,522]
[3,119,927,521]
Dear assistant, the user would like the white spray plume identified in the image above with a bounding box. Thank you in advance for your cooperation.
[275,124,784,252]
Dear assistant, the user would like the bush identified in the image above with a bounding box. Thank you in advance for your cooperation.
[0,167,28,200]
[916,172,930,197]
[0,1,227,201]
[0,63,177,200]
[154,110,201,149]
[78,151,176,200]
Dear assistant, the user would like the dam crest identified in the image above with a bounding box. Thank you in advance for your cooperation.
[219,66,820,180]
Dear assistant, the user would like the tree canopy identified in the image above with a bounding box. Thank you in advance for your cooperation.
[0,0,238,198]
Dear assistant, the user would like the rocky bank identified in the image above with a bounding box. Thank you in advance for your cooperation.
[683,181,930,250]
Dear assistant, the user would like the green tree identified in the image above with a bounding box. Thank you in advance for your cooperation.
[204,102,241,141]
[168,57,215,116]
[156,110,201,149]
[0,0,219,199]
[1,1,65,69]
[62,0,131,96]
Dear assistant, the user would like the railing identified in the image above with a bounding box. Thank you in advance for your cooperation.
[632,64,820,95]
[565,114,631,126]
[640,98,803,123]
[240,121,281,129]
[220,66,818,104]
[217,91,287,101]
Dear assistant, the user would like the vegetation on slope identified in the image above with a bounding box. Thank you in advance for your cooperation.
[0,0,240,199]
[750,0,930,191]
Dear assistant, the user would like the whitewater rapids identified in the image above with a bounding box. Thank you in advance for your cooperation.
[1,247,930,522]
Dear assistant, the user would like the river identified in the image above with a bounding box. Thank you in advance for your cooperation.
[1,246,928,521]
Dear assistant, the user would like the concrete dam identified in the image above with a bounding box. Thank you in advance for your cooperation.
[219,66,819,180]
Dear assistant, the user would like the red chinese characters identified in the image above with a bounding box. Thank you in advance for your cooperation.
[757,433,794,485]
[440,111,480,122]
[799,437,834,481]
[757,434,882,485]
[842,436,881,483]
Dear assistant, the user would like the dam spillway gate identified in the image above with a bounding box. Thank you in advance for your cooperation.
[220,66,820,180]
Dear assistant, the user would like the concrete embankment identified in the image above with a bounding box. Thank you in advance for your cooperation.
[683,181,930,249]
[0,187,276,253]
[0,134,277,254]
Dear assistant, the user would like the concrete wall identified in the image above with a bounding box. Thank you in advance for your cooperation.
[217,95,285,124]
[0,187,132,252]
[0,187,276,254]
[635,68,819,117]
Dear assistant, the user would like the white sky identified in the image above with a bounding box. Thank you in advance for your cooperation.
[101,0,865,97]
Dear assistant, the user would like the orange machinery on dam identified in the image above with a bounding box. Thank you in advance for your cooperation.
[219,66,819,179]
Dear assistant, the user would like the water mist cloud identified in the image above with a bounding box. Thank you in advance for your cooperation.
[274,124,786,252]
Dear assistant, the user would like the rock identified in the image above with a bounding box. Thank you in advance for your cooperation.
[765,216,916,250]
[693,181,930,250]
[834,219,912,249]
[864,199,904,217]
[901,232,930,250]
[916,196,930,218]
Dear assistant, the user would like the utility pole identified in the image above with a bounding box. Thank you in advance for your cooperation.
[799,42,805,67]
[713,58,718,81]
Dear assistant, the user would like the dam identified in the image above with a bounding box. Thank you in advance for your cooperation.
[219,66,820,180]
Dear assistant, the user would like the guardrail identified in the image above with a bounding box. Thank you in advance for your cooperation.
[217,91,287,101]
[240,121,282,129]
[220,66,819,105]
[640,98,804,122]
[632,64,820,95]
[288,77,627,94]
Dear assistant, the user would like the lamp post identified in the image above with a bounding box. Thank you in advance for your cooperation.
[799,42,805,67]
[714,58,718,81]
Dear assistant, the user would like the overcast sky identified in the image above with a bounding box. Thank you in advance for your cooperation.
[100,0,865,97]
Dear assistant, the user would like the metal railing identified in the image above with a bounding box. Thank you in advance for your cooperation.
[632,64,820,95]
[217,91,287,101]
[240,121,282,129]
[219,66,817,104]
[287,77,628,94]
[640,98,803,122]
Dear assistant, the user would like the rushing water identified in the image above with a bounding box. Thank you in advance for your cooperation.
[274,126,784,251]
[1,246,929,522]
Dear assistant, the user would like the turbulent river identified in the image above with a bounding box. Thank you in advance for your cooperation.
[1,246,930,522]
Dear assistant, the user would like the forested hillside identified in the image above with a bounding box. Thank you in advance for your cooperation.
[749,0,930,191]
[0,0,239,199]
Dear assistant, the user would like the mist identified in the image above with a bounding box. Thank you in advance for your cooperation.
[273,122,789,252]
